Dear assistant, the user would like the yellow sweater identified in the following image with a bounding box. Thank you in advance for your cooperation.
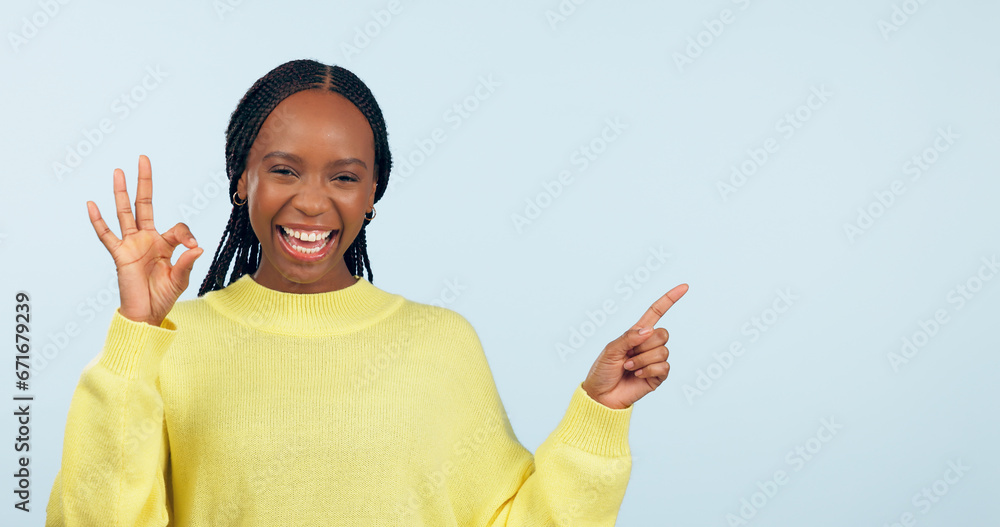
[46,273,633,526]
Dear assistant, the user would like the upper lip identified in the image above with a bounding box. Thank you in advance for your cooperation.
[277,223,339,232]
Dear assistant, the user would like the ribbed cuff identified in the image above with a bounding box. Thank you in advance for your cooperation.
[551,383,632,457]
[98,308,177,381]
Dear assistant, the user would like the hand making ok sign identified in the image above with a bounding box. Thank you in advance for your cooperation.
[87,155,204,327]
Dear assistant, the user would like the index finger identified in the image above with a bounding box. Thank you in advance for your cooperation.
[135,154,156,231]
[633,283,688,330]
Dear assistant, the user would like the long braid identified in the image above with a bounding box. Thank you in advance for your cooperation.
[343,230,357,280]
[228,207,255,283]
[359,227,373,282]
[197,59,392,297]
[200,207,238,292]
[342,224,373,283]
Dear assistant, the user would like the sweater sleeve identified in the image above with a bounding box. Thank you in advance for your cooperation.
[490,383,633,527]
[443,315,633,527]
[45,308,176,526]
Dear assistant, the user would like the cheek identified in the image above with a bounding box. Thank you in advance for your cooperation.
[246,208,270,244]
[246,195,279,240]
[336,192,370,214]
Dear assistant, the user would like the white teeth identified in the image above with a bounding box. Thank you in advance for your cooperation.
[279,225,334,255]
[280,225,333,241]
[290,243,321,254]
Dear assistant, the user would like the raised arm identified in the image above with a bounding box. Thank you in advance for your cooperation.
[447,285,688,526]
[432,315,631,527]
[46,155,202,524]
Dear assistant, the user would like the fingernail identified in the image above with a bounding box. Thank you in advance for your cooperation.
[638,327,651,335]
[624,360,634,369]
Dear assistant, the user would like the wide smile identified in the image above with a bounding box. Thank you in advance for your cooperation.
[275,224,338,262]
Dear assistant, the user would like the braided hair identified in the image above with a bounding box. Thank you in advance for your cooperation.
[197,59,392,297]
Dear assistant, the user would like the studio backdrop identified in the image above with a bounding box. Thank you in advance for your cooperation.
[2,1,997,525]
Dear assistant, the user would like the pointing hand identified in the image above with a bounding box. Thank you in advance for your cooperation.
[581,284,689,409]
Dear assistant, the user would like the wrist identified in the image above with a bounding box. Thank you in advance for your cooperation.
[119,309,162,327]
[581,381,631,410]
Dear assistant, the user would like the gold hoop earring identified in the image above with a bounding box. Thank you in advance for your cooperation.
[364,206,377,222]
[232,191,247,206]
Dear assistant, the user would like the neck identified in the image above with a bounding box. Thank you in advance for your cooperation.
[250,261,361,294]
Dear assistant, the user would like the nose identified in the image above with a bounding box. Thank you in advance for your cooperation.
[290,175,334,217]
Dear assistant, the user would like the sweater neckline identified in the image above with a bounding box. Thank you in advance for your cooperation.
[203,273,405,336]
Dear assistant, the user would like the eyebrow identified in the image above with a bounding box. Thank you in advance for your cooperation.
[262,151,368,170]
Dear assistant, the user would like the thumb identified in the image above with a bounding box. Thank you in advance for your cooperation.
[603,326,653,362]
[171,246,203,289]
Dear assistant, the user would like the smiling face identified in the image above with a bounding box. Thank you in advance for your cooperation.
[236,88,378,294]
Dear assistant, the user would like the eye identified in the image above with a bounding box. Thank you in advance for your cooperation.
[333,173,359,182]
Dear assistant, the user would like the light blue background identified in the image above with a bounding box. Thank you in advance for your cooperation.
[2,1,997,525]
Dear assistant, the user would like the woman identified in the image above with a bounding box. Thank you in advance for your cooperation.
[46,59,688,526]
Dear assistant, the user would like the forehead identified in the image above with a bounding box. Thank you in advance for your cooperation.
[253,89,374,159]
